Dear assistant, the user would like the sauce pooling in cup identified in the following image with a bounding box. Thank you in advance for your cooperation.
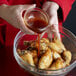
[26,18,48,34]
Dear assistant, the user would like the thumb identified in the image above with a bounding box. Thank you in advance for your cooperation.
[51,24,60,40]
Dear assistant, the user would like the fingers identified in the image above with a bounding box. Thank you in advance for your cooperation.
[16,4,36,34]
[51,24,60,40]
[49,15,60,39]
[42,2,51,12]
[0,4,36,34]
[20,4,36,34]
[49,16,55,25]
[42,2,60,40]
[48,13,60,39]
[42,1,59,11]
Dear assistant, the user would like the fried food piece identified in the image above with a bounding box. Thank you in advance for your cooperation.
[40,43,48,53]
[30,40,38,48]
[39,48,53,69]
[24,41,31,46]
[20,52,35,66]
[40,38,49,44]
[30,50,38,65]
[54,38,66,51]
[62,50,72,65]
[49,58,65,70]
[17,49,22,55]
[24,38,49,48]
[53,51,61,60]
[48,42,63,54]
[17,49,28,56]
[30,50,37,58]
[40,38,49,51]
[30,40,48,54]
[33,56,38,65]
[48,38,66,54]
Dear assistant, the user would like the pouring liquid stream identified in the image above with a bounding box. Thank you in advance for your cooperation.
[38,34,40,56]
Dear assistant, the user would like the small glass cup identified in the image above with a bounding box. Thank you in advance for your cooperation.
[23,8,49,34]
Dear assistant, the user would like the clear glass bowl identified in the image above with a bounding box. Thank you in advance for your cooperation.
[13,26,76,76]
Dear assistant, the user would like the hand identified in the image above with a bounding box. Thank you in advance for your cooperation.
[0,4,36,34]
[42,1,60,39]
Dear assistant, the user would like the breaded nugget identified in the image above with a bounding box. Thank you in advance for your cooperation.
[62,50,72,65]
[17,49,22,55]
[49,58,65,70]
[40,42,48,52]
[30,50,38,65]
[53,51,61,60]
[40,38,49,51]
[33,56,38,65]
[17,49,28,56]
[39,48,53,69]
[31,50,37,58]
[54,38,66,51]
[30,40,48,53]
[30,40,38,48]
[20,52,35,66]
[48,42,63,53]
[40,38,49,44]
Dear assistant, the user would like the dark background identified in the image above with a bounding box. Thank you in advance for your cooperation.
[63,1,76,35]
[63,1,76,76]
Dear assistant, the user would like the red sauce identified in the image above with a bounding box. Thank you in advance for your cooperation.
[38,34,40,56]
[26,18,48,34]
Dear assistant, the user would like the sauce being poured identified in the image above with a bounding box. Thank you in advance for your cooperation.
[38,34,40,56]
[25,17,48,57]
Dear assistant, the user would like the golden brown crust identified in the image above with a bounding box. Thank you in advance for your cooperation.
[53,38,66,51]
[48,42,63,54]
[20,52,35,66]
[38,48,53,69]
[30,50,37,58]
[53,51,61,60]
[40,38,49,44]
[62,50,72,65]
[49,58,65,70]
